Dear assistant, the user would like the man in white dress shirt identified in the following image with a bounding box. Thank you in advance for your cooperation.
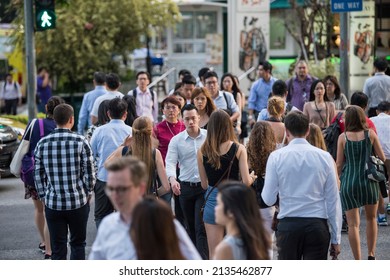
[262,111,342,260]
[166,104,208,259]
[89,156,201,260]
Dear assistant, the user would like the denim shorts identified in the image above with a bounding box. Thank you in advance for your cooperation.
[203,186,218,225]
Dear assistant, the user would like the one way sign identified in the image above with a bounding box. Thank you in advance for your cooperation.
[331,0,363,12]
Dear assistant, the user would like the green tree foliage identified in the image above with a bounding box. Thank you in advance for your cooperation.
[11,0,180,91]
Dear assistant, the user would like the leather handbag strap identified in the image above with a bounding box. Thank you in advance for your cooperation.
[203,143,238,202]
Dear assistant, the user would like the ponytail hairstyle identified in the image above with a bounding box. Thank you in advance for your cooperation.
[128,116,154,193]
[267,96,285,118]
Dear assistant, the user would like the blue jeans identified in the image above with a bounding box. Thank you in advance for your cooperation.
[203,186,218,225]
[179,183,208,259]
[45,203,90,260]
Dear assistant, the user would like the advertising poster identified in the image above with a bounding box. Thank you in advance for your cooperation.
[349,0,375,92]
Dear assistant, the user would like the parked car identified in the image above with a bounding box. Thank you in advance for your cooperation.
[0,117,26,177]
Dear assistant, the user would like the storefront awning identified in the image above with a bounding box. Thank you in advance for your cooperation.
[271,0,304,9]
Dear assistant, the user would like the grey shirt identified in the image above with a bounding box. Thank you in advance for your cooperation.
[363,73,390,108]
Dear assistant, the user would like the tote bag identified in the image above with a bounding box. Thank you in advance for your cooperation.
[10,119,37,177]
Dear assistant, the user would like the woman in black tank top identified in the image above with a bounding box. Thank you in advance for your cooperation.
[197,110,256,259]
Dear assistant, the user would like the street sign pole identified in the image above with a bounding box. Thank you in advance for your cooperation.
[24,0,37,121]
[339,12,349,99]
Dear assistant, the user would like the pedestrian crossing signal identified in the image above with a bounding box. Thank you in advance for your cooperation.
[35,0,56,31]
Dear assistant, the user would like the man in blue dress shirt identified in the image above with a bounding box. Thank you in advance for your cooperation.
[248,61,277,127]
[77,72,107,135]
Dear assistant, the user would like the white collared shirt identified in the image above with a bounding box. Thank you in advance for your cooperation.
[370,113,390,159]
[89,212,201,260]
[262,138,342,244]
[165,128,207,182]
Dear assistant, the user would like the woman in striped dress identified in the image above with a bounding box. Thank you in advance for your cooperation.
[336,105,385,260]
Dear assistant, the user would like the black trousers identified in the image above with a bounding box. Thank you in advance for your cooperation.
[45,203,90,260]
[179,183,208,260]
[94,179,114,228]
[4,98,18,115]
[276,217,330,260]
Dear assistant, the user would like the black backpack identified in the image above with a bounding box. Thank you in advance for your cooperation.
[323,112,343,160]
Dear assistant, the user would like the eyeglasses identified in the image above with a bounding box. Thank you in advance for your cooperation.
[205,81,218,86]
[105,185,131,195]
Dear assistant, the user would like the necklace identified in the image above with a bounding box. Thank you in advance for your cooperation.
[166,120,182,137]
[314,100,328,127]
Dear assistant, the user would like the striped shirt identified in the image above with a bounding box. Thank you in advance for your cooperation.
[34,128,96,210]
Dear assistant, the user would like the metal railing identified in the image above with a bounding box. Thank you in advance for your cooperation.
[148,67,176,89]
[238,66,256,81]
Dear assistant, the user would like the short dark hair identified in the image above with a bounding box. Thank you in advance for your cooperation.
[93,72,106,85]
[198,67,210,80]
[374,58,388,72]
[37,67,47,74]
[350,91,368,109]
[182,74,196,85]
[136,71,151,82]
[259,61,272,73]
[105,73,120,90]
[46,96,65,116]
[53,104,74,126]
[272,80,287,97]
[174,82,183,91]
[178,69,191,77]
[203,71,218,81]
[161,95,182,111]
[284,111,309,137]
[377,101,390,112]
[97,100,111,126]
[108,97,127,119]
[181,103,198,115]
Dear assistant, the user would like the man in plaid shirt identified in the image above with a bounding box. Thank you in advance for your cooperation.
[34,104,96,260]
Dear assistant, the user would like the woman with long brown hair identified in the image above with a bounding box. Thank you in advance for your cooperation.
[303,80,336,130]
[246,121,277,259]
[130,196,185,259]
[214,181,270,260]
[336,105,385,260]
[106,116,170,197]
[307,123,327,151]
[191,87,216,129]
[197,110,255,258]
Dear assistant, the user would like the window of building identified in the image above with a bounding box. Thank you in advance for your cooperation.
[173,11,217,54]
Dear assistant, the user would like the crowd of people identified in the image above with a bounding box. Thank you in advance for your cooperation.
[19,57,390,260]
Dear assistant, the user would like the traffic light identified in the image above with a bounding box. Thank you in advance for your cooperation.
[35,0,56,31]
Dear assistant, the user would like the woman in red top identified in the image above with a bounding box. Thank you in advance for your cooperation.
[153,96,185,161]
[331,91,377,134]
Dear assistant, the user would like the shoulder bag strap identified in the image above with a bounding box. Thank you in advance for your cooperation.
[25,118,37,141]
[38,119,44,138]
[364,130,370,162]
[203,143,239,202]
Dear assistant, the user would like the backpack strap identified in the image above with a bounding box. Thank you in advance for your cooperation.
[222,91,232,113]
[133,89,137,102]
[38,119,44,138]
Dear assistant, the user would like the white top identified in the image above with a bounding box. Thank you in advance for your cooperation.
[223,235,247,260]
[262,138,342,244]
[165,129,207,182]
[212,91,240,114]
[128,87,158,123]
[89,212,201,260]
[370,113,390,159]
[90,90,124,117]
[0,81,22,100]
